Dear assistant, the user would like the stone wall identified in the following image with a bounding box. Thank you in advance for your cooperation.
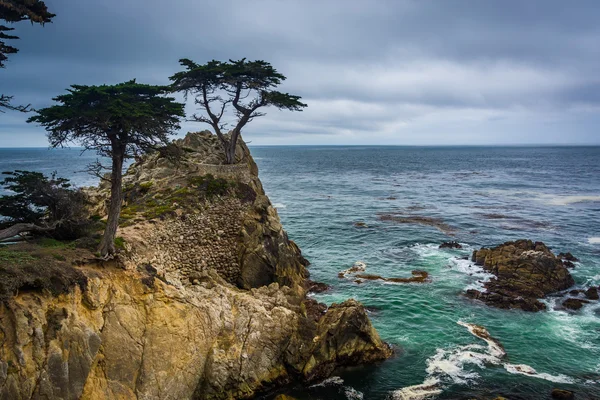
[0,131,393,400]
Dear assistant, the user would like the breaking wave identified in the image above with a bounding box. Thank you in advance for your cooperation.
[391,321,576,399]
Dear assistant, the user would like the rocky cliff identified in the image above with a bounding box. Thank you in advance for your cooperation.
[0,132,392,400]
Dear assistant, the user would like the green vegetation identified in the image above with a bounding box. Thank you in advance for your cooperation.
[0,247,38,263]
[1,0,55,112]
[188,174,230,197]
[114,236,126,250]
[28,81,185,256]
[170,58,307,164]
[0,170,91,240]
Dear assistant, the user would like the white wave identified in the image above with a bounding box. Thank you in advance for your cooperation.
[390,321,577,399]
[339,261,367,278]
[588,237,600,244]
[272,203,286,209]
[309,375,364,400]
[504,364,576,384]
[450,258,494,291]
[309,375,344,388]
[458,321,506,359]
[345,386,364,400]
[390,377,442,400]
[542,195,600,206]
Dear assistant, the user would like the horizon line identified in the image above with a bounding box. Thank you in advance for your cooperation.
[1,143,600,149]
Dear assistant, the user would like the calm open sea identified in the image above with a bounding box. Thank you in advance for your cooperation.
[1,146,600,399]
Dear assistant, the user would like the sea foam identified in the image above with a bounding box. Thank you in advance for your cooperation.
[588,237,600,244]
[390,321,577,399]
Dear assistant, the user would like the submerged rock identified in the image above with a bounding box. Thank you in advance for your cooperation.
[551,388,575,400]
[377,214,457,235]
[466,240,575,312]
[439,241,462,249]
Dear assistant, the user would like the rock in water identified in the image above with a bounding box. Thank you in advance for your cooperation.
[439,241,462,249]
[562,298,590,310]
[584,286,599,300]
[466,240,575,312]
[551,388,575,399]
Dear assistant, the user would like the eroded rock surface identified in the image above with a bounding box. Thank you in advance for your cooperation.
[0,132,391,400]
[466,240,575,312]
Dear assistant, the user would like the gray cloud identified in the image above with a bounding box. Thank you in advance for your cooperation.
[1,0,599,145]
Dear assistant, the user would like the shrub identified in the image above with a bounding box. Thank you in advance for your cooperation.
[0,170,92,240]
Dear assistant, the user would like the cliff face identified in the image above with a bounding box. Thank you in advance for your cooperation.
[0,132,392,400]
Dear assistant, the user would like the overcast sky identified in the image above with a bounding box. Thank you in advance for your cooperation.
[1,0,599,146]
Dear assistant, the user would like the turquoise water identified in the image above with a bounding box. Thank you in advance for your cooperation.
[1,146,599,399]
[250,146,600,399]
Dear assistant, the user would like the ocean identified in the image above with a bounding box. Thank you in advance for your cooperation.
[1,146,600,399]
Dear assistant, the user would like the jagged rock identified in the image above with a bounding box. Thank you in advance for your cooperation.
[286,299,393,382]
[0,132,391,400]
[439,241,462,249]
[466,240,575,312]
[305,280,330,294]
[551,388,575,399]
[557,252,579,262]
[584,287,599,300]
[563,298,590,310]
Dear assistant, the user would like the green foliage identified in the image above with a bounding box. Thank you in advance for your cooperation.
[139,181,154,192]
[28,80,186,256]
[187,174,230,197]
[113,236,126,249]
[38,237,75,249]
[0,170,90,239]
[1,1,55,112]
[0,247,38,263]
[27,80,186,158]
[0,0,55,68]
[170,58,306,164]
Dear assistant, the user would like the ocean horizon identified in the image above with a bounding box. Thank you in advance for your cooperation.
[1,145,599,399]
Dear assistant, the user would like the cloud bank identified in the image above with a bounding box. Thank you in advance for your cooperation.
[1,0,599,145]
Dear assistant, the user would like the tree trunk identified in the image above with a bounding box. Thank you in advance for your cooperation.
[225,142,235,164]
[225,129,241,165]
[98,149,124,257]
[0,222,58,241]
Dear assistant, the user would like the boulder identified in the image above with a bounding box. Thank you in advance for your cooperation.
[557,252,579,262]
[466,240,575,312]
[305,280,330,294]
[563,298,590,310]
[584,287,599,300]
[439,241,462,249]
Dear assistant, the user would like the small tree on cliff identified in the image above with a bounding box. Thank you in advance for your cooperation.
[27,80,185,256]
[1,0,55,112]
[170,58,307,164]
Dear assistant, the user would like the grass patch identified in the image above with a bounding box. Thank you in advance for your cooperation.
[0,248,39,263]
[38,237,75,249]
[114,236,126,250]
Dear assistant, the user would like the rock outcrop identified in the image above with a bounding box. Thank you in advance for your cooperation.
[0,132,392,400]
[466,240,575,312]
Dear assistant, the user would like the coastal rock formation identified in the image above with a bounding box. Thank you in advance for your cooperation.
[466,240,575,311]
[0,132,391,399]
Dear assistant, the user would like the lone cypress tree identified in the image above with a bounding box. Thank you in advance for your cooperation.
[28,80,185,256]
[170,58,307,164]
